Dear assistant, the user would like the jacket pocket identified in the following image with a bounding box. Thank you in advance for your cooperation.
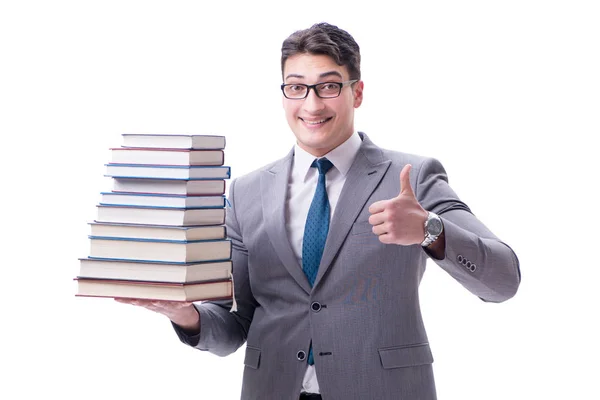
[378,343,433,369]
[244,346,261,369]
[351,220,373,235]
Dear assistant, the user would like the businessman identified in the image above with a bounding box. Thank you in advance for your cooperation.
[117,22,521,399]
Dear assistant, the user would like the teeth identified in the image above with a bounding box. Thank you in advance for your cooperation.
[303,118,328,125]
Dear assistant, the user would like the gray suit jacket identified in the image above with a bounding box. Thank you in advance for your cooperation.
[174,132,521,400]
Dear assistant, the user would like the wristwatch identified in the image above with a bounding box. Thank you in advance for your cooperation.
[421,211,443,247]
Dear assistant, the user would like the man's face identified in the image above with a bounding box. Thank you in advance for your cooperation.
[282,53,363,157]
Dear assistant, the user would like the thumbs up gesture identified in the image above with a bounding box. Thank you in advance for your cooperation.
[368,164,428,245]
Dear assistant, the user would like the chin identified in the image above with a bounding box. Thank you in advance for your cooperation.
[299,140,334,156]
[299,132,328,145]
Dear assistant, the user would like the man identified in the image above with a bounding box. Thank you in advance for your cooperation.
[117,22,521,400]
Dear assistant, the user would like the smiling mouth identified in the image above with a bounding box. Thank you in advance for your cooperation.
[300,117,333,126]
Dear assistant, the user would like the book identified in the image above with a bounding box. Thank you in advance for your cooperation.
[105,164,231,180]
[88,237,232,263]
[75,277,233,302]
[112,177,226,196]
[78,258,232,283]
[110,148,224,166]
[96,205,226,226]
[99,192,226,208]
[76,132,233,303]
[121,134,226,150]
[89,222,226,241]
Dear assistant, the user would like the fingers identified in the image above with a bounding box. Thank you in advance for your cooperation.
[368,199,389,214]
[114,298,137,304]
[114,298,156,311]
[371,222,388,236]
[376,233,395,245]
[369,164,414,215]
[368,210,387,226]
[369,200,388,236]
[114,298,193,311]
[367,164,418,246]
[399,164,415,197]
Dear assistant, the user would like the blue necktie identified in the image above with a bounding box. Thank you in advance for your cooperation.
[302,157,333,365]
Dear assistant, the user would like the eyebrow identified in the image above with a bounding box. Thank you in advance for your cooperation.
[284,70,344,81]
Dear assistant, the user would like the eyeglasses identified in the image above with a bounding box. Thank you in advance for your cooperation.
[281,80,358,99]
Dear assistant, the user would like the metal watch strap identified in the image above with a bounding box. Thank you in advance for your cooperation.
[421,212,442,247]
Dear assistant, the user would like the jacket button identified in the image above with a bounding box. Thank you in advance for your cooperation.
[457,254,464,263]
[296,350,306,361]
[311,302,322,312]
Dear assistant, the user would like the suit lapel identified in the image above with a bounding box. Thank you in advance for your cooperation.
[261,148,312,294]
[314,133,391,289]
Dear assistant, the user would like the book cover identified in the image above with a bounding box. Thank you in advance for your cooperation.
[89,222,226,241]
[110,148,224,166]
[121,134,226,150]
[88,236,232,263]
[78,257,232,283]
[105,164,231,180]
[99,192,227,208]
[95,205,226,226]
[75,277,233,302]
[111,177,226,196]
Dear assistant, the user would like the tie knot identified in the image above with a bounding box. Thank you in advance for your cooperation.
[311,157,334,175]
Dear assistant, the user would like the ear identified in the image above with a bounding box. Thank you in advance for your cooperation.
[353,80,364,108]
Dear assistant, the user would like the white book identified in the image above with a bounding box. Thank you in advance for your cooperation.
[89,222,226,241]
[110,148,224,166]
[78,258,232,283]
[99,192,226,209]
[75,277,232,302]
[105,164,231,180]
[121,134,226,150]
[112,178,225,196]
[88,237,232,263]
[96,205,225,226]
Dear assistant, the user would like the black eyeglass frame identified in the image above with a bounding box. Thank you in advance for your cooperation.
[280,79,359,99]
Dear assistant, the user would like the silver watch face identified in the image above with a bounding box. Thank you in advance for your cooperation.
[427,217,443,236]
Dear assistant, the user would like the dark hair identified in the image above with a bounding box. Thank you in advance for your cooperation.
[281,22,361,80]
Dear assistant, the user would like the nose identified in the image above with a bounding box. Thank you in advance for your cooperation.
[302,88,325,113]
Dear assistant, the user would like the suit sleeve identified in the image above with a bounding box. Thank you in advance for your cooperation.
[414,157,521,303]
[172,178,258,356]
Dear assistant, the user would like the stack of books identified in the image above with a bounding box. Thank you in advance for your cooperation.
[75,134,234,302]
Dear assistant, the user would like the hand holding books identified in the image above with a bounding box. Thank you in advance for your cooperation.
[114,298,201,333]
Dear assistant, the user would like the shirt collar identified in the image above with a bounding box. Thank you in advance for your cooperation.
[293,131,362,180]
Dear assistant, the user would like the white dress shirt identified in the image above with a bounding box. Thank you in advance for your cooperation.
[285,131,362,394]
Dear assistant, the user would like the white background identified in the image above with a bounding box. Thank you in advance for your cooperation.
[1,1,598,399]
